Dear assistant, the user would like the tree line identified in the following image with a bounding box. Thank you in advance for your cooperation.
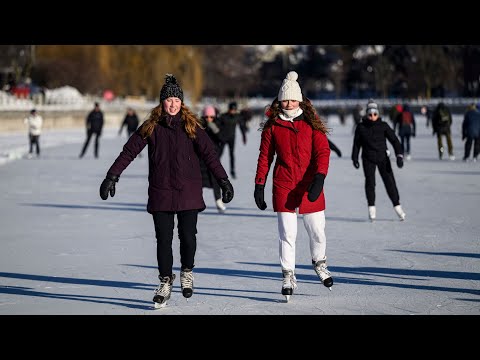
[1,45,479,102]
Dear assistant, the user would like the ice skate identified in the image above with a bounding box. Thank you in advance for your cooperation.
[281,269,297,302]
[394,205,406,221]
[368,206,376,222]
[215,198,226,214]
[180,268,194,300]
[153,274,175,309]
[313,257,333,290]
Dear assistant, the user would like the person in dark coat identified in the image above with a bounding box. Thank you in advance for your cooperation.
[98,74,234,309]
[432,102,455,160]
[351,99,406,222]
[217,101,248,179]
[199,105,227,213]
[119,107,140,137]
[462,103,480,161]
[79,102,104,158]
[394,103,416,160]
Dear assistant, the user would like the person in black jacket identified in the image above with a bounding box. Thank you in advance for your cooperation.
[119,107,140,137]
[351,99,406,221]
[79,102,104,158]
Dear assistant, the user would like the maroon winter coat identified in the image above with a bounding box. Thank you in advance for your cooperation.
[107,113,228,213]
[255,115,330,214]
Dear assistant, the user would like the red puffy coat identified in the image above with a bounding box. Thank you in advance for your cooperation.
[255,116,330,214]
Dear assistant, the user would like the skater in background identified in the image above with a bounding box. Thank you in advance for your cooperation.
[118,107,140,138]
[199,105,227,213]
[79,102,104,159]
[352,99,406,221]
[217,101,248,179]
[99,74,234,308]
[351,104,363,135]
[462,102,480,162]
[394,103,416,160]
[432,102,455,160]
[24,108,43,158]
[421,105,432,128]
[254,71,333,302]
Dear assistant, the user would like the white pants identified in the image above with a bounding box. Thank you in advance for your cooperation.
[277,210,327,272]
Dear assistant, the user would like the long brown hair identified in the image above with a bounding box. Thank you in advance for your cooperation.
[259,96,330,134]
[139,102,204,139]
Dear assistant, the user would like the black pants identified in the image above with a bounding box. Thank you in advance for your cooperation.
[219,138,236,176]
[362,157,400,207]
[80,130,101,158]
[29,134,40,155]
[464,137,480,159]
[152,209,198,277]
[400,134,411,155]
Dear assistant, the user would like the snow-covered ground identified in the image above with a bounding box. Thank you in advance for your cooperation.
[0,113,479,315]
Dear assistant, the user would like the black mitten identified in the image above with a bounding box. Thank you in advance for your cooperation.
[353,160,360,169]
[218,178,234,203]
[254,184,267,210]
[100,173,119,200]
[396,155,404,168]
[307,173,325,202]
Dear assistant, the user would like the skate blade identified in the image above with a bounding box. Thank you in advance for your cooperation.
[153,301,167,309]
[328,287,332,291]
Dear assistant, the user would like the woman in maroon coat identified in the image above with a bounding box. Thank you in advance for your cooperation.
[99,74,234,309]
[254,71,333,302]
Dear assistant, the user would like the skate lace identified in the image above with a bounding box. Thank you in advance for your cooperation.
[180,270,194,289]
[154,275,175,297]
[282,270,298,289]
[314,262,332,281]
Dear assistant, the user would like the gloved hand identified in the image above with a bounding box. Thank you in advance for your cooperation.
[353,160,360,169]
[254,184,267,210]
[100,173,119,200]
[412,132,416,137]
[218,178,234,203]
[307,173,325,202]
[396,155,404,168]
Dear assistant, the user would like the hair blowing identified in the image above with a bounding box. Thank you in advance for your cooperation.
[139,103,204,139]
[259,96,330,134]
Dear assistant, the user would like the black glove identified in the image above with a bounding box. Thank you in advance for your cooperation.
[100,173,119,200]
[353,160,360,169]
[254,184,267,210]
[412,132,416,137]
[396,155,404,168]
[307,173,325,202]
[218,178,234,203]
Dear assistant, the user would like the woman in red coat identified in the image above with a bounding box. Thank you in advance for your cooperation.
[99,74,234,309]
[254,71,333,302]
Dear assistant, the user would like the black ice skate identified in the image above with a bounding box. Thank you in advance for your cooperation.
[281,269,297,303]
[180,268,194,300]
[153,274,176,309]
[313,258,333,290]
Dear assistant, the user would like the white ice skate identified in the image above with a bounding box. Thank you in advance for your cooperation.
[180,268,194,301]
[281,269,297,303]
[368,206,376,222]
[153,274,175,309]
[215,199,226,214]
[313,257,333,291]
[394,205,406,221]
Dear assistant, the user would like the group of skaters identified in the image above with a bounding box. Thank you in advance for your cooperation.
[22,71,480,308]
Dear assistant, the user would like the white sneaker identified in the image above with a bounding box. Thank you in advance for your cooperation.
[215,199,226,213]
[406,154,411,161]
[368,206,376,221]
[394,205,406,221]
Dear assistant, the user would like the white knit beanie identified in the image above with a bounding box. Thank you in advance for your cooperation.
[366,99,379,113]
[278,71,303,102]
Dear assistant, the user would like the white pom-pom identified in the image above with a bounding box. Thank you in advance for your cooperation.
[286,71,298,81]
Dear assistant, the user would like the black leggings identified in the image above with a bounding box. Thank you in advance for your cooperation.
[362,157,400,207]
[152,209,198,277]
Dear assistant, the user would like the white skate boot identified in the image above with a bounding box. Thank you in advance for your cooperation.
[180,268,194,300]
[153,274,176,309]
[394,205,406,221]
[313,257,333,290]
[215,199,226,214]
[281,269,297,303]
[368,206,376,221]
